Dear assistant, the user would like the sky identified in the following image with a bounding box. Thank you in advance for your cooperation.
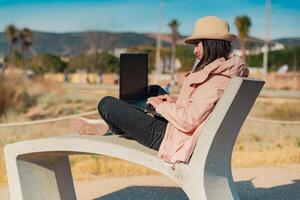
[0,0,299,40]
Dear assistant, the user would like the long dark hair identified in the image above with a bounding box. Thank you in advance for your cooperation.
[194,39,231,72]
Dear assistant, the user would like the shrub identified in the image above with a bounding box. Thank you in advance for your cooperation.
[26,53,67,74]
[0,74,36,117]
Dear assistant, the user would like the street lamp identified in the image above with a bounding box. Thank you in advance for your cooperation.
[155,0,163,83]
[263,0,271,80]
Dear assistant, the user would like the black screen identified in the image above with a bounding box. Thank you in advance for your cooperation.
[119,53,148,101]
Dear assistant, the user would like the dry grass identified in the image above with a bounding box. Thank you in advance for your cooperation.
[250,98,300,120]
[232,120,300,168]
[0,74,36,117]
[0,80,299,186]
[232,148,300,168]
[70,155,160,181]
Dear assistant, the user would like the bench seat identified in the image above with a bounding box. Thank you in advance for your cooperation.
[5,77,265,200]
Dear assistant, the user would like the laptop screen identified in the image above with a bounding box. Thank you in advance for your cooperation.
[119,53,148,101]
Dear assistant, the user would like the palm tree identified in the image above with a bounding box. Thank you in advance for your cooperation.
[168,19,180,74]
[5,24,19,68]
[20,28,33,69]
[234,15,251,60]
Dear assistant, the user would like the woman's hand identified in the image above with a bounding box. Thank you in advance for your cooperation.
[157,94,176,103]
[147,94,176,107]
[147,96,164,107]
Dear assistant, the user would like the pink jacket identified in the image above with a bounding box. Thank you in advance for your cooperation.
[155,56,249,164]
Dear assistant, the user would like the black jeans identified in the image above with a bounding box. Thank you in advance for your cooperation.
[98,85,168,151]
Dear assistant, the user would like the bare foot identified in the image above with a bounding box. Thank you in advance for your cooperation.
[71,117,108,135]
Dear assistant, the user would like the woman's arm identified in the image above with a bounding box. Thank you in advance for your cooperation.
[155,79,224,133]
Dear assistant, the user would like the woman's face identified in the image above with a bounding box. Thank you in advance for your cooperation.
[193,40,203,59]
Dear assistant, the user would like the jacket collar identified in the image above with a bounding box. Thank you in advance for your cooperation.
[185,57,226,86]
[185,55,249,86]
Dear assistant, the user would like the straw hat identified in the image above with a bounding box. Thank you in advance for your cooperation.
[184,16,237,44]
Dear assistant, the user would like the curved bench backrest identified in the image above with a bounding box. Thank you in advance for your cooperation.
[188,77,264,169]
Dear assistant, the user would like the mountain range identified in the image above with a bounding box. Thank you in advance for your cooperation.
[0,31,299,56]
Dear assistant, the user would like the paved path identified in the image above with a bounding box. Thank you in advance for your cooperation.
[1,164,299,200]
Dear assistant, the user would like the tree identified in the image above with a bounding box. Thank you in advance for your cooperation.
[176,46,195,72]
[247,46,300,72]
[168,19,180,74]
[234,15,251,60]
[68,53,119,73]
[97,53,119,73]
[20,28,33,69]
[5,24,19,68]
[26,53,66,74]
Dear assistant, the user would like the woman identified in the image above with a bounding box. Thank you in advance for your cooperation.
[72,16,249,166]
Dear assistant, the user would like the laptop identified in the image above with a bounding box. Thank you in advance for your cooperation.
[119,53,149,111]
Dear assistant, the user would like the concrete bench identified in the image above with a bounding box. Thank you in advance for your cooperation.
[4,77,264,200]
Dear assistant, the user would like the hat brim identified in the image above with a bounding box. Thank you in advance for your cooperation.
[184,33,237,44]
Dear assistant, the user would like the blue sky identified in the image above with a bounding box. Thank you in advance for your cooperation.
[0,0,299,40]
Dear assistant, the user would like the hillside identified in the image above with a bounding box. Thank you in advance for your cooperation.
[0,31,156,56]
[273,38,300,48]
[0,30,299,56]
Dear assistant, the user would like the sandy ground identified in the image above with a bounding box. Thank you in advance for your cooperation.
[1,164,300,200]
